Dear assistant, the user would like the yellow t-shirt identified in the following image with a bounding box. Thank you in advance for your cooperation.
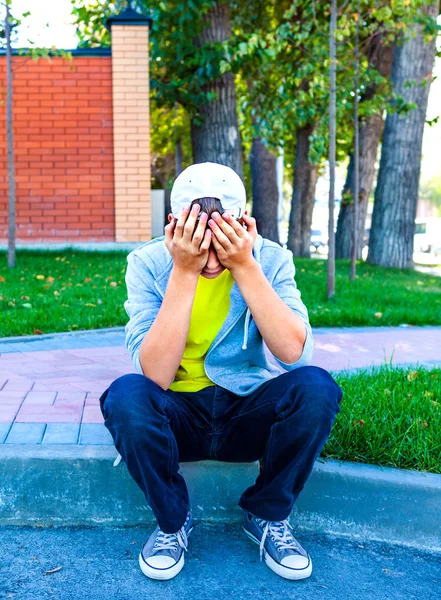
[169,268,235,393]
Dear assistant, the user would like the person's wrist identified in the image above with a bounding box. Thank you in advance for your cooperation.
[171,264,200,281]
[229,257,259,279]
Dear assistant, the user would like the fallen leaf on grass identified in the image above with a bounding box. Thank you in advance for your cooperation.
[407,371,419,382]
[0,276,4,282]
[33,329,43,335]
[36,274,45,280]
[109,281,117,287]
[374,312,383,319]
[44,566,63,575]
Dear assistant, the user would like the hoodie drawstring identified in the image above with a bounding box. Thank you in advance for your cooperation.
[242,308,251,350]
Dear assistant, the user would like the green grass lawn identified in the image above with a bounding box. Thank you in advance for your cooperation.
[295,256,441,327]
[325,365,441,474]
[0,249,440,337]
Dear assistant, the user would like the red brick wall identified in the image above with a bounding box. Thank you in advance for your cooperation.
[0,55,115,243]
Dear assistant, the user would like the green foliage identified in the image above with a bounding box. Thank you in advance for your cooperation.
[295,257,441,327]
[328,365,441,473]
[68,0,438,184]
[1,251,440,337]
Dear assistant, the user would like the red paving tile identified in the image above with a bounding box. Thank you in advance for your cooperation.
[0,406,21,423]
[15,403,83,423]
[82,405,105,424]
[0,327,440,427]
[21,392,57,405]
[0,398,24,406]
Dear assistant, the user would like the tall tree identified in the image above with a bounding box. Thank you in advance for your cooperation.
[72,1,243,177]
[191,2,243,175]
[287,123,318,256]
[368,0,440,269]
[336,38,393,260]
[249,133,280,242]
[328,0,337,298]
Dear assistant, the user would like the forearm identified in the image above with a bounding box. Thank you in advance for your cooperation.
[232,260,307,364]
[139,266,199,390]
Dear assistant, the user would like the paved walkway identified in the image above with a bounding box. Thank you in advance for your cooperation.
[0,326,440,445]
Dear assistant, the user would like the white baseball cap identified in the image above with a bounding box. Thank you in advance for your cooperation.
[170,162,246,220]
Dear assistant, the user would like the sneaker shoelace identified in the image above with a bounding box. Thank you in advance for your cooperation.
[152,520,189,555]
[256,518,300,561]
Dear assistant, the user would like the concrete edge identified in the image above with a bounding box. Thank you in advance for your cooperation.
[0,444,438,487]
[2,325,441,345]
[0,446,440,550]
[0,327,126,345]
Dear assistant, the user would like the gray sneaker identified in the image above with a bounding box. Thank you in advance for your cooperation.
[139,510,193,580]
[242,509,312,580]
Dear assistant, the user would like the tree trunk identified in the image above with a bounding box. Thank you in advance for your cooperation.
[336,111,384,259]
[6,3,16,268]
[327,0,337,297]
[287,124,318,257]
[367,1,439,269]
[336,41,393,259]
[190,2,243,177]
[175,139,183,176]
[249,137,280,244]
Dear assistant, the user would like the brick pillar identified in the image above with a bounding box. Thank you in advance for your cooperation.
[106,8,152,242]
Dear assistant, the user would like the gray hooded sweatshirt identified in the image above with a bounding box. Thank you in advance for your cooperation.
[123,233,314,397]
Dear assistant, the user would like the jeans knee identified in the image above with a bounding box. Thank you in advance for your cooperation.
[101,373,164,423]
[278,366,342,423]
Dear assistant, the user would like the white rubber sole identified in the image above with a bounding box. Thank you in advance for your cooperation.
[139,550,185,580]
[243,526,313,581]
[138,526,193,581]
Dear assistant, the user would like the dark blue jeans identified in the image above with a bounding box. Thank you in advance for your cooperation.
[99,366,342,533]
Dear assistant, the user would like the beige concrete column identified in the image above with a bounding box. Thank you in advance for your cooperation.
[108,11,151,242]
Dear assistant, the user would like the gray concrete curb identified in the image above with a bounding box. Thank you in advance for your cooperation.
[0,445,439,551]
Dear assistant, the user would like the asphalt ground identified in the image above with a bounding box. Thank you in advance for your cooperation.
[1,522,440,600]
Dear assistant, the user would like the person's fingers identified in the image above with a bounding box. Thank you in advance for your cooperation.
[174,205,190,239]
[164,215,175,244]
[210,231,222,253]
[242,213,257,235]
[182,203,200,242]
[221,212,246,238]
[208,215,232,250]
[192,211,208,247]
[199,227,212,252]
[209,212,238,244]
